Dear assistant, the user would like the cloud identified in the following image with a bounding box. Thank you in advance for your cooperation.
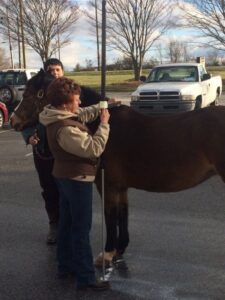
[3,0,217,70]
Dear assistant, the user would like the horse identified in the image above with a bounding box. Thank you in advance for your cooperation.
[11,69,225,266]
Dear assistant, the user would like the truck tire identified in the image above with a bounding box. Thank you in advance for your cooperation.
[0,85,17,106]
[195,97,202,110]
[0,109,4,129]
[210,92,220,106]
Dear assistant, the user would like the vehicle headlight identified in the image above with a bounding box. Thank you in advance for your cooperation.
[1,102,6,107]
[181,95,195,101]
[131,95,139,101]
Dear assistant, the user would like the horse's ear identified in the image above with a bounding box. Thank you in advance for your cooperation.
[39,68,45,74]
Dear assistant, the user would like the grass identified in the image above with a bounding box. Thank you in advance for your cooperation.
[65,70,146,92]
[65,66,225,93]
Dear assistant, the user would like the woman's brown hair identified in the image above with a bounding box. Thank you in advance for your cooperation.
[46,77,81,107]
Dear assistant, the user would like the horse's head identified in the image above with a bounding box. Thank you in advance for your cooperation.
[10,69,54,131]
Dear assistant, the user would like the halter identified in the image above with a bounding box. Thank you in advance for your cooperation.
[37,89,44,99]
[35,88,46,112]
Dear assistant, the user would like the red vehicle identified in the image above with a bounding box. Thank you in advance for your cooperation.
[0,101,9,129]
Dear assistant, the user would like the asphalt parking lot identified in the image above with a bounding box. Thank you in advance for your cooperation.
[1,106,225,300]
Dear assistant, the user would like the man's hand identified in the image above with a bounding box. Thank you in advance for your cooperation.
[28,133,40,145]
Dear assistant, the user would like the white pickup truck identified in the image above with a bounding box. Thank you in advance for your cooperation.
[130,63,222,114]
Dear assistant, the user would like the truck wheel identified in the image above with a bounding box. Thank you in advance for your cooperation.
[210,93,220,106]
[0,85,17,106]
[195,98,202,110]
[0,109,4,129]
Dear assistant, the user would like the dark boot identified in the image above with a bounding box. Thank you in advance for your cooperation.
[46,223,57,245]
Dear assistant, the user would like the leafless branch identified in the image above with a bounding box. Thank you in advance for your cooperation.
[0,0,80,62]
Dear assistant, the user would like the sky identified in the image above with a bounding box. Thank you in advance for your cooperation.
[5,2,101,70]
[1,0,221,71]
[2,0,120,70]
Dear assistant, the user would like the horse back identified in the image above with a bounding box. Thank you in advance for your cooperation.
[101,105,225,192]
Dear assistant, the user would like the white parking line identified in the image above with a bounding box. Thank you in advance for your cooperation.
[0,128,14,134]
[25,152,33,157]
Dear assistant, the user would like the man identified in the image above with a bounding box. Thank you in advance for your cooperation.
[22,58,64,244]
[22,58,115,246]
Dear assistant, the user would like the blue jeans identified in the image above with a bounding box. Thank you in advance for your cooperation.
[56,178,96,286]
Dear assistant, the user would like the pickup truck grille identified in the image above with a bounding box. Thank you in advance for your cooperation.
[140,91,180,101]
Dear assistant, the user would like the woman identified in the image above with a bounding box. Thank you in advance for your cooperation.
[39,77,110,291]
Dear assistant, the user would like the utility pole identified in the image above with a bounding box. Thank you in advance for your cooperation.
[17,17,21,68]
[95,0,100,71]
[101,0,106,100]
[57,19,60,60]
[18,0,26,68]
[6,6,14,69]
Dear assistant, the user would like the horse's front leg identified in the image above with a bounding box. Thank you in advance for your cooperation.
[104,189,130,254]
[94,181,129,267]
[94,176,120,267]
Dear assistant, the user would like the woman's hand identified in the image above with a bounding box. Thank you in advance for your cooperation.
[100,108,110,124]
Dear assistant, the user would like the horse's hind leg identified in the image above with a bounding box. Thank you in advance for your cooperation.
[117,189,129,255]
[104,187,120,253]
[215,163,225,184]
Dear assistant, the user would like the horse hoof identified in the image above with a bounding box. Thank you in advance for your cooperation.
[94,250,117,268]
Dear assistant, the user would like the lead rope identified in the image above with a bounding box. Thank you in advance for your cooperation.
[101,168,106,280]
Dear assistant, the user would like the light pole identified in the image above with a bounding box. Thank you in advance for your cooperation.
[100,0,107,282]
[101,0,106,100]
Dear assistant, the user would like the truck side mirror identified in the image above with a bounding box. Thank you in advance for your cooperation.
[202,73,211,81]
[139,76,146,82]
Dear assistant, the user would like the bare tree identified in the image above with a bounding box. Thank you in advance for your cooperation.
[0,0,80,63]
[167,39,191,63]
[0,47,11,69]
[84,0,101,71]
[206,49,220,65]
[177,0,225,51]
[183,44,191,62]
[155,43,164,64]
[106,0,174,80]
[84,0,174,78]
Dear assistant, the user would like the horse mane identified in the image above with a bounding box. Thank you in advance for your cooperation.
[25,69,54,91]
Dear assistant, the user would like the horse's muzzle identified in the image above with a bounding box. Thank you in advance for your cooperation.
[10,113,23,131]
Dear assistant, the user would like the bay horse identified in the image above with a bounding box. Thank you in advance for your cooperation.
[11,69,225,266]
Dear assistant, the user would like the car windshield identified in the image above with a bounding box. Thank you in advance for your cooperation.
[0,72,27,85]
[146,66,198,83]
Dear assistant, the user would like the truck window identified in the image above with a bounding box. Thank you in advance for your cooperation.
[147,66,198,82]
[199,65,207,81]
[30,72,38,77]
[16,73,27,85]
[0,73,15,85]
